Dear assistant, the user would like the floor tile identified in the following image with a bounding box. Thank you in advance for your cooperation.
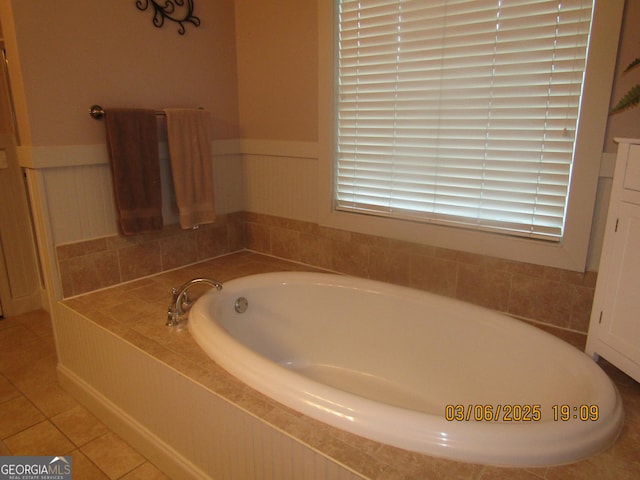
[545,451,640,480]
[0,439,10,455]
[19,310,55,337]
[477,466,545,479]
[2,353,58,392]
[0,395,45,438]
[81,432,146,479]
[52,405,109,447]
[4,420,75,456]
[121,461,172,479]
[0,325,35,350]
[24,381,79,418]
[0,326,42,370]
[68,449,110,480]
[0,373,20,403]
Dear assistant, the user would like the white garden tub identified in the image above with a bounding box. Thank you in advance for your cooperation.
[188,271,624,467]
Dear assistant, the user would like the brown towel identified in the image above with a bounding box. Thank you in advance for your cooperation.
[104,108,163,235]
[164,108,215,229]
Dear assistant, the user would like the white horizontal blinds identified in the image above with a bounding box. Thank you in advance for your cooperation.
[336,0,593,240]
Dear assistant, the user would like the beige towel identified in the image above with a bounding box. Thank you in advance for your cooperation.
[164,109,215,229]
[104,108,163,236]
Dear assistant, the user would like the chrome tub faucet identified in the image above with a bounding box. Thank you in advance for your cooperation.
[167,277,223,327]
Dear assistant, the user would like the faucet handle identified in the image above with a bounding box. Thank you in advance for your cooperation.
[179,291,192,310]
[169,287,192,319]
[166,308,176,327]
[167,277,223,327]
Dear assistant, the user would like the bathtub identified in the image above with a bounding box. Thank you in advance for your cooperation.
[188,271,624,467]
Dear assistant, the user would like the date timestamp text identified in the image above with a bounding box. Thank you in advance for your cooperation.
[552,404,599,421]
[445,404,541,422]
[444,404,600,422]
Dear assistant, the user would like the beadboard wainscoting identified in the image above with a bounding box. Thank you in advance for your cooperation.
[53,297,364,480]
[54,260,364,480]
[18,141,246,246]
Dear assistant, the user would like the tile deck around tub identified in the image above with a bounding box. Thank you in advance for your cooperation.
[57,251,640,480]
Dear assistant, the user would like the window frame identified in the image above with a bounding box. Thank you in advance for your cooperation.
[318,0,625,272]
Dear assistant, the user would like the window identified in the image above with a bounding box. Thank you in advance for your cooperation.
[335,0,595,242]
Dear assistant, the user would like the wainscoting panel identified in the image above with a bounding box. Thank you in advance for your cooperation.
[21,144,245,246]
[243,153,319,223]
[53,302,364,480]
[42,163,117,244]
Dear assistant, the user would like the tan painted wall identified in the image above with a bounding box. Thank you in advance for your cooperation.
[606,0,640,151]
[235,0,318,141]
[1,0,240,148]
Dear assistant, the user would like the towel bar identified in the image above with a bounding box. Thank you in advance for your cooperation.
[89,104,166,120]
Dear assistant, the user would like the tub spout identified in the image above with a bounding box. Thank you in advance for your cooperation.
[167,277,223,327]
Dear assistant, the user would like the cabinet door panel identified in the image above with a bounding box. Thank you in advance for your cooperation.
[623,144,640,191]
[600,202,640,360]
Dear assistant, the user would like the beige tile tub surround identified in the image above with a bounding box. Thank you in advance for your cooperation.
[55,252,640,480]
[56,213,244,298]
[244,212,597,332]
[57,212,596,333]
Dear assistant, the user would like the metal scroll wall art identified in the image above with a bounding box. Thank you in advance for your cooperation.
[136,0,200,35]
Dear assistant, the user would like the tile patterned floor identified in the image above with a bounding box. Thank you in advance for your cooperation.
[0,309,169,480]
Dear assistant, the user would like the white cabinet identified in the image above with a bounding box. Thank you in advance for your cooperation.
[586,139,640,382]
